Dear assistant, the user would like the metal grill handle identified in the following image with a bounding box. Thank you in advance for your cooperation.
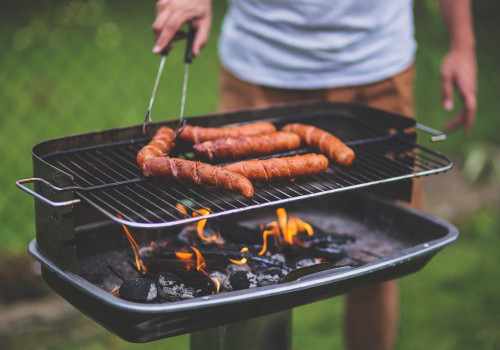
[16,178,81,207]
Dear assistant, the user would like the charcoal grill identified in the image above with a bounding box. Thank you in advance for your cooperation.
[18,102,457,345]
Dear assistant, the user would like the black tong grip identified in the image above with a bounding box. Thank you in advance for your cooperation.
[161,25,196,64]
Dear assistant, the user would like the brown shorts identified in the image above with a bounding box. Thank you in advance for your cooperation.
[218,65,423,209]
[218,65,415,117]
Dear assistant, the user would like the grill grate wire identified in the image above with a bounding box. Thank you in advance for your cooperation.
[43,116,452,228]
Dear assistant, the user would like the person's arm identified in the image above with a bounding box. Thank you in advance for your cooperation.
[152,0,212,57]
[438,0,477,134]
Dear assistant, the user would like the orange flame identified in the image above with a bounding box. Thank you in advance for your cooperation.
[258,222,280,255]
[117,214,147,274]
[229,247,249,265]
[176,204,188,218]
[175,251,194,259]
[258,208,314,255]
[192,207,224,244]
[175,247,195,271]
[191,246,220,293]
[150,241,160,257]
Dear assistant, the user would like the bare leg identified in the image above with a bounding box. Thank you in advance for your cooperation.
[344,281,399,350]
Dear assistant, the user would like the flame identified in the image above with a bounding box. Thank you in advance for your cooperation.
[191,246,220,293]
[277,208,289,243]
[117,214,147,274]
[258,208,314,255]
[229,257,248,265]
[175,247,195,271]
[192,207,224,244]
[230,247,249,265]
[258,222,280,255]
[175,251,194,259]
[150,241,160,257]
[176,204,188,218]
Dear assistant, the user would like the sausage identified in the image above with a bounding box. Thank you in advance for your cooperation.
[136,126,175,166]
[142,157,254,198]
[223,154,329,182]
[193,132,301,161]
[178,121,277,144]
[281,123,355,166]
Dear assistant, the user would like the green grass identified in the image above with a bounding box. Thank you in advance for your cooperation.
[398,206,500,349]
[1,1,499,254]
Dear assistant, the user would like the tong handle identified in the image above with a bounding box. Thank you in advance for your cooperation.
[184,25,196,64]
[16,178,81,207]
[161,43,173,56]
[161,28,193,57]
[416,123,447,142]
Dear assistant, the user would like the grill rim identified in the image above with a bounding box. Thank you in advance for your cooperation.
[28,192,459,342]
[25,102,452,229]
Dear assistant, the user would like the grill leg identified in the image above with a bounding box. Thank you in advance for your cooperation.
[190,309,292,350]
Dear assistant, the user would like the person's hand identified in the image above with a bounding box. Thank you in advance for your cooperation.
[152,0,212,57]
[440,47,477,134]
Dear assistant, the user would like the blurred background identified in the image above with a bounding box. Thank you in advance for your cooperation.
[1,0,499,349]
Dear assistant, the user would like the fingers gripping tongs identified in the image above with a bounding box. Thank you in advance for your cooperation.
[142,26,196,139]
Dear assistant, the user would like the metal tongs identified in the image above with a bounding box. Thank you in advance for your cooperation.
[143,26,196,138]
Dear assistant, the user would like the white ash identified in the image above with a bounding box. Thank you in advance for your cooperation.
[179,287,196,300]
[224,271,257,291]
[270,253,286,266]
[293,257,321,269]
[226,263,251,273]
[210,271,227,286]
[155,272,188,302]
[139,245,159,258]
[257,267,288,286]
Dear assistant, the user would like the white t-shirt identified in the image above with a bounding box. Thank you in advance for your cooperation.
[219,0,416,89]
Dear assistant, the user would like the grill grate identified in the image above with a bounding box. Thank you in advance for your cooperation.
[42,114,452,228]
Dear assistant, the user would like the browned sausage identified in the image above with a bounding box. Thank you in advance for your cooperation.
[193,132,301,161]
[178,121,277,144]
[142,157,254,198]
[136,126,175,166]
[281,123,355,166]
[223,154,329,182]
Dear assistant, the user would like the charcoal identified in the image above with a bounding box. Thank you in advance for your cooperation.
[155,272,187,302]
[119,278,157,303]
[179,287,196,300]
[180,271,217,296]
[292,257,321,269]
[212,220,262,244]
[210,271,227,288]
[248,255,284,268]
[270,253,286,266]
[224,271,257,291]
[284,245,346,262]
[305,226,357,245]
[226,263,251,273]
[257,267,288,286]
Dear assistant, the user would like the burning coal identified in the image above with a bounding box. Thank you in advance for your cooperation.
[116,206,357,303]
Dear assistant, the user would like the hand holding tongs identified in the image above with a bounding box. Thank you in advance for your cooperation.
[143,26,196,137]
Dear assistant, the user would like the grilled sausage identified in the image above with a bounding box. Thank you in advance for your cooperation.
[178,121,277,144]
[142,157,254,198]
[193,132,301,161]
[281,123,355,166]
[136,127,175,166]
[223,154,329,182]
